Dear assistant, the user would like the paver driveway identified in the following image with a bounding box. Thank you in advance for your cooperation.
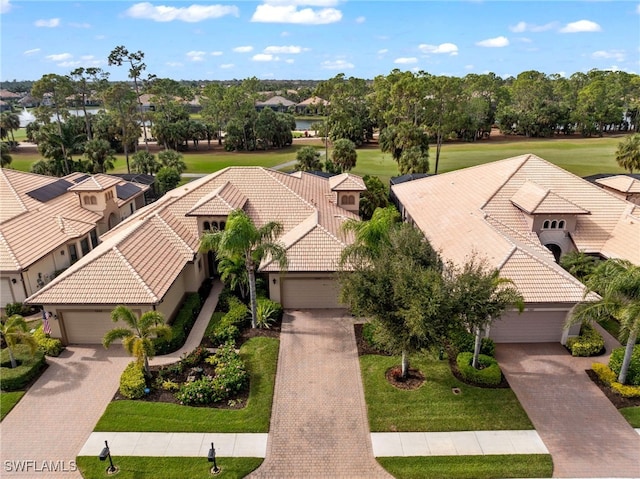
[248,309,392,479]
[496,342,640,478]
[0,346,130,478]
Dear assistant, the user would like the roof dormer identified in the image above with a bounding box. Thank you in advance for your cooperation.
[329,173,366,214]
[186,181,248,235]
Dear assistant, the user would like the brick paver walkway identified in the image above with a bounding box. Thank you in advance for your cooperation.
[497,339,640,478]
[248,309,391,479]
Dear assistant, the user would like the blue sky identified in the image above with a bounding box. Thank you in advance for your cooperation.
[1,0,638,82]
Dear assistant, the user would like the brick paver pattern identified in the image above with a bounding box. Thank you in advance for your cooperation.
[248,310,392,479]
[497,338,640,478]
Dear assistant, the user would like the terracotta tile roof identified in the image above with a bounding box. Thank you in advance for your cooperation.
[329,173,367,191]
[27,167,363,305]
[392,154,639,303]
[596,175,640,194]
[67,174,121,191]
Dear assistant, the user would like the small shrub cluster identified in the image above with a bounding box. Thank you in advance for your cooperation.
[255,298,283,329]
[0,345,46,391]
[153,293,201,354]
[180,346,210,367]
[32,325,64,356]
[4,302,28,317]
[449,329,495,357]
[608,345,640,386]
[456,352,502,386]
[592,362,640,398]
[362,322,391,353]
[566,323,605,357]
[207,297,249,347]
[119,361,146,399]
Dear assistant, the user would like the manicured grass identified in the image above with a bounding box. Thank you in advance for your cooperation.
[620,406,640,427]
[361,353,533,431]
[94,336,278,433]
[598,317,621,340]
[76,456,262,479]
[377,454,553,479]
[0,391,25,421]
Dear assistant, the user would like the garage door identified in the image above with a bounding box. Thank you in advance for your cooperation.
[1,278,15,307]
[489,310,568,343]
[281,277,343,309]
[60,310,115,344]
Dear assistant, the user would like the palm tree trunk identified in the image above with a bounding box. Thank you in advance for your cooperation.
[143,355,150,377]
[8,346,17,369]
[472,326,483,369]
[401,350,409,378]
[247,261,258,329]
[618,330,638,384]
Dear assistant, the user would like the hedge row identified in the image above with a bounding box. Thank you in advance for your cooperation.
[153,293,201,355]
[566,323,605,357]
[0,345,46,391]
[449,329,496,357]
[592,363,640,398]
[456,352,502,386]
[207,296,249,347]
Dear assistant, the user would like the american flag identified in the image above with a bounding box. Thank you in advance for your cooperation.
[42,310,52,335]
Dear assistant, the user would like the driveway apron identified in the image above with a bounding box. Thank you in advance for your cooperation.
[248,309,391,479]
[496,342,640,478]
[0,346,130,478]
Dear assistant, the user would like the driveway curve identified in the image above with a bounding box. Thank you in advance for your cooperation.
[496,340,640,478]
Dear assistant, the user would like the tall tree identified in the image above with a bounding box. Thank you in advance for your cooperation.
[158,149,186,174]
[295,145,323,172]
[331,138,357,172]
[359,175,390,220]
[199,210,287,328]
[83,138,116,173]
[0,315,38,369]
[567,259,640,384]
[102,82,139,173]
[103,306,171,376]
[0,111,20,145]
[69,67,109,140]
[36,121,86,175]
[1,142,12,167]
[341,205,400,263]
[379,121,430,175]
[131,151,159,175]
[615,134,640,174]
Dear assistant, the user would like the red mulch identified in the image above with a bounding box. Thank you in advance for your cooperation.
[385,366,425,390]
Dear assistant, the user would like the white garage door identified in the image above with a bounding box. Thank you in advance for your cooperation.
[489,310,569,343]
[60,310,115,344]
[1,278,15,307]
[281,277,343,309]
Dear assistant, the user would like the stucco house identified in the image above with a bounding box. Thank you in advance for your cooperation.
[391,154,639,344]
[0,169,150,309]
[25,167,366,344]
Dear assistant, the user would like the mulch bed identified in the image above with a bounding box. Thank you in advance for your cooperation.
[585,369,640,409]
[385,366,425,390]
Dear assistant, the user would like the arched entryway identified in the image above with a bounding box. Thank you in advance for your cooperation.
[544,243,562,262]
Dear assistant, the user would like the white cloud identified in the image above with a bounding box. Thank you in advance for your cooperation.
[592,50,626,62]
[253,53,277,62]
[46,53,72,61]
[58,61,81,67]
[251,4,342,24]
[464,64,474,70]
[262,0,340,5]
[95,35,107,40]
[187,50,207,61]
[378,48,388,54]
[23,48,41,55]
[211,51,223,56]
[509,21,556,33]
[394,57,418,64]
[559,19,601,33]
[516,37,532,43]
[1,0,11,14]
[476,36,509,47]
[285,58,294,64]
[35,18,60,28]
[418,43,459,56]
[321,59,354,70]
[220,64,234,69]
[233,46,254,53]
[264,45,297,54]
[355,16,365,24]
[125,2,239,22]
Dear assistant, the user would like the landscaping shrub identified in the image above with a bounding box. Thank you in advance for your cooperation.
[207,297,248,346]
[608,345,640,386]
[175,377,217,405]
[216,285,235,313]
[180,346,210,367]
[456,352,502,386]
[449,329,495,357]
[32,325,64,356]
[566,323,605,357]
[0,345,46,391]
[197,277,213,303]
[592,363,640,398]
[4,302,27,317]
[119,361,146,399]
[209,342,248,396]
[255,298,282,329]
[362,322,391,353]
[153,293,201,355]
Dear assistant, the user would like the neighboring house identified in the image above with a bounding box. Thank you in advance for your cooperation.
[0,100,10,113]
[392,154,640,344]
[295,96,329,114]
[255,95,295,112]
[25,167,366,344]
[584,173,640,205]
[0,169,150,309]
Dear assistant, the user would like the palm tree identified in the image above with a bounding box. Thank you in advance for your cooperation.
[1,143,12,168]
[83,138,116,173]
[0,111,20,145]
[158,149,186,174]
[102,306,172,376]
[340,205,400,264]
[615,134,640,174]
[199,210,287,328]
[0,315,38,369]
[567,259,640,384]
[218,254,249,300]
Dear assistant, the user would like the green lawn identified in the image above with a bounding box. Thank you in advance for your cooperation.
[76,456,262,479]
[361,353,533,432]
[620,406,640,427]
[377,455,553,479]
[0,391,25,421]
[94,337,278,433]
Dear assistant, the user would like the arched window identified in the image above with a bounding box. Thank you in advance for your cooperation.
[84,196,90,205]
[204,221,211,231]
[211,221,219,230]
[551,220,557,229]
[90,196,97,205]
[558,220,565,229]
[341,195,355,205]
[220,221,226,230]
[543,220,550,229]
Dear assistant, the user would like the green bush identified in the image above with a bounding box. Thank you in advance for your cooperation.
[180,346,210,367]
[153,293,201,354]
[566,323,605,357]
[456,352,502,386]
[592,363,640,398]
[119,361,146,399]
[176,377,217,405]
[32,325,64,356]
[361,322,391,353]
[449,329,495,357]
[207,297,248,346]
[0,345,46,391]
[608,345,640,386]
[255,298,282,329]
[4,302,27,317]
[210,342,248,396]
